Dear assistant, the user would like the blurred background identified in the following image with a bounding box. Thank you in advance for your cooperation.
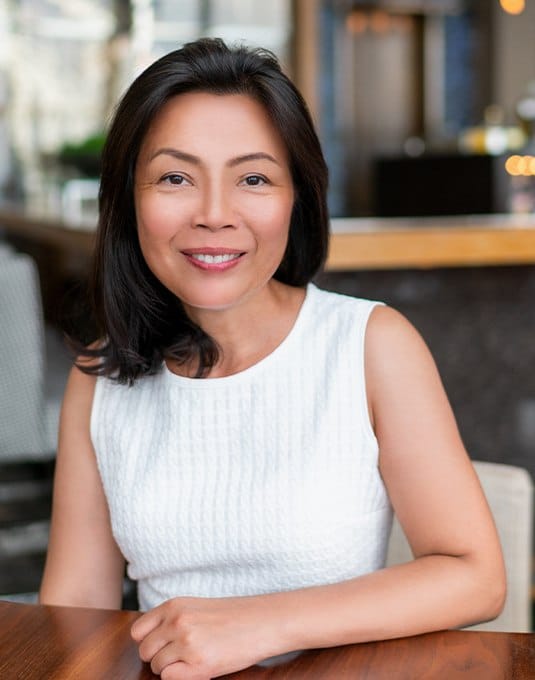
[1,0,535,217]
[0,0,533,630]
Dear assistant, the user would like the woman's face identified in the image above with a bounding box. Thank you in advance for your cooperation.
[134,91,295,317]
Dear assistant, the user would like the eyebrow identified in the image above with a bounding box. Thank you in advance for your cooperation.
[149,148,281,167]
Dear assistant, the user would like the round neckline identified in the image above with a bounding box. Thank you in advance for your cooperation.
[163,283,316,389]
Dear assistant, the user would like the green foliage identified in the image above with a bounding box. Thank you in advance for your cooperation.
[58,132,106,177]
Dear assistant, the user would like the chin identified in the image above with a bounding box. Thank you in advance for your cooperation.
[180,290,247,313]
[172,278,275,316]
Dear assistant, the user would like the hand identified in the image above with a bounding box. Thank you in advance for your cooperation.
[130,595,282,679]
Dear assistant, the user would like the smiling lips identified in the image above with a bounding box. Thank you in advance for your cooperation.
[181,248,245,271]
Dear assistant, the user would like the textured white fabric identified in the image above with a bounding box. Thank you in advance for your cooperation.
[91,284,393,611]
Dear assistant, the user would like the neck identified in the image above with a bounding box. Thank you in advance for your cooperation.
[174,282,307,378]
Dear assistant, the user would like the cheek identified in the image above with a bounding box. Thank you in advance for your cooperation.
[136,194,182,243]
[135,200,179,282]
[254,196,294,244]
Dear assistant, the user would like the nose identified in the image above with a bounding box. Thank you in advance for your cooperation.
[194,184,235,231]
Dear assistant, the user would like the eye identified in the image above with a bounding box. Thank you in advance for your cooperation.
[242,174,268,187]
[161,173,191,186]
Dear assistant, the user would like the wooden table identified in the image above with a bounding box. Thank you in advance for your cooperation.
[0,601,534,679]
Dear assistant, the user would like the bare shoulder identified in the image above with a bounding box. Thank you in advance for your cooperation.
[365,305,439,388]
[58,351,104,447]
[363,304,452,436]
[366,305,430,356]
[62,362,98,418]
[62,341,105,409]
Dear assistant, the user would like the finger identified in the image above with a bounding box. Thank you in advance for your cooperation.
[149,640,187,675]
[137,628,173,663]
[131,609,164,642]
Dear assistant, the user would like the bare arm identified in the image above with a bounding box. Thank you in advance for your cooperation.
[131,306,506,679]
[262,306,506,646]
[39,365,125,609]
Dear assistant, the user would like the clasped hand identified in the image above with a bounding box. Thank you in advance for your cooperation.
[131,595,282,679]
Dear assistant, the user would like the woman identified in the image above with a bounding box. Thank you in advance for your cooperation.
[40,38,505,679]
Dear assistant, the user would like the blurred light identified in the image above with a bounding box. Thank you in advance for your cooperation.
[499,0,525,15]
[404,136,426,157]
[370,11,391,34]
[486,128,508,155]
[505,156,519,175]
[346,9,397,35]
[518,157,529,175]
[346,11,368,34]
[505,155,535,176]
[517,97,535,121]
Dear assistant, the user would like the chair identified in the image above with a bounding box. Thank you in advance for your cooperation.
[385,460,533,632]
[0,244,70,600]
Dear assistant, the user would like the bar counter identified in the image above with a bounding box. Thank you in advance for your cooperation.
[329,213,535,270]
[2,203,535,271]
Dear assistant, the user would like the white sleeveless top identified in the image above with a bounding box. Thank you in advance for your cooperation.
[91,284,393,611]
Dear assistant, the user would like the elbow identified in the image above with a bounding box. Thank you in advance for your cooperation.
[478,578,507,623]
[467,562,507,625]
[484,552,508,622]
[486,574,507,621]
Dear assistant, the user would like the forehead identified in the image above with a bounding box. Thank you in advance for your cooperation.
[140,91,289,158]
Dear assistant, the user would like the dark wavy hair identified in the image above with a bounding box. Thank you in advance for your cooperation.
[76,37,329,383]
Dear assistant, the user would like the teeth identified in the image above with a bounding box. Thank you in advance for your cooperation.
[191,253,241,264]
